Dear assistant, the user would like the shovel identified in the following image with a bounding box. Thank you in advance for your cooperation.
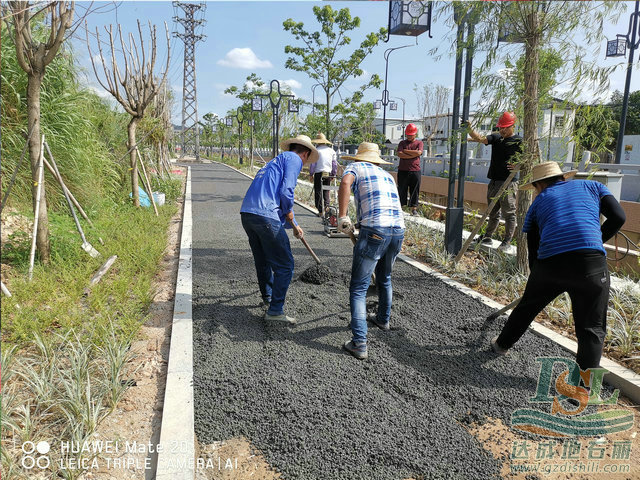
[487,297,521,321]
[300,236,321,265]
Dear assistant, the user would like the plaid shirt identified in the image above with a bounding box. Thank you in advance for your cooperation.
[343,162,405,228]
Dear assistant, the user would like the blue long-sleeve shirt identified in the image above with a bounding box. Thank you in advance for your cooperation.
[240,151,302,227]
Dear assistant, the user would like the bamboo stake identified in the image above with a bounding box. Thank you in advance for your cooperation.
[453,167,520,263]
[1,282,20,309]
[42,143,105,245]
[28,135,45,281]
[46,142,101,258]
[136,148,159,216]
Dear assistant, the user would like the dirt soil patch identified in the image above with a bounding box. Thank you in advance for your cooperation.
[468,402,640,479]
[195,437,281,480]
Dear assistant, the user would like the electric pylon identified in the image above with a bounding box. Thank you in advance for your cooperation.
[173,2,206,160]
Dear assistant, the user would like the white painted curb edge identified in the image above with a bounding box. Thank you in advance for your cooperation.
[216,161,640,405]
[156,167,195,479]
[399,254,640,406]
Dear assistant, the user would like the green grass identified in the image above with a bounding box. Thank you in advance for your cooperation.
[1,198,177,346]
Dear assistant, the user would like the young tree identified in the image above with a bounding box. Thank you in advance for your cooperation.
[4,1,75,263]
[87,21,170,206]
[609,90,640,136]
[414,83,450,156]
[341,102,384,145]
[439,1,624,272]
[283,5,386,139]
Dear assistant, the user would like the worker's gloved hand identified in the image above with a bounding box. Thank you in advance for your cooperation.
[337,216,354,234]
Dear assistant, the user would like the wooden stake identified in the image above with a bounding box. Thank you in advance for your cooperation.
[453,167,520,263]
[136,148,159,216]
[29,135,45,281]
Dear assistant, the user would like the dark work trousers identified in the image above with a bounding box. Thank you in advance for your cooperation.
[497,251,609,371]
[313,172,331,213]
[397,170,421,208]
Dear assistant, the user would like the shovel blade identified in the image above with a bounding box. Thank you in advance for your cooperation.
[82,242,101,258]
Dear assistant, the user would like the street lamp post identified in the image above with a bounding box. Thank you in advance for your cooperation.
[231,106,245,164]
[606,0,639,164]
[311,83,321,116]
[252,79,296,159]
[381,45,413,142]
[444,5,475,256]
[248,118,255,168]
[222,117,232,160]
[391,96,406,139]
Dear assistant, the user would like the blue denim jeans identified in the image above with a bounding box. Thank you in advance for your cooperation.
[349,226,404,344]
[241,213,294,315]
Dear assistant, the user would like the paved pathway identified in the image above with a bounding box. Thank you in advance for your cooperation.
[191,162,576,480]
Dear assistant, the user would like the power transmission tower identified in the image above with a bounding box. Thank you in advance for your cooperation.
[173,1,206,160]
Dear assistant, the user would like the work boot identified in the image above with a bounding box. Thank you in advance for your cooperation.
[498,241,511,252]
[491,335,509,355]
[367,312,390,331]
[411,208,419,216]
[343,340,368,360]
[480,237,493,245]
[264,312,297,325]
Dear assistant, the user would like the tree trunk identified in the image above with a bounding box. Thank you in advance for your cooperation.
[128,118,140,206]
[517,10,542,274]
[27,73,50,264]
[325,89,331,138]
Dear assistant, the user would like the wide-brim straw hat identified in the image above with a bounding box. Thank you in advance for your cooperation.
[520,161,577,190]
[311,132,333,146]
[341,142,391,165]
[280,134,319,164]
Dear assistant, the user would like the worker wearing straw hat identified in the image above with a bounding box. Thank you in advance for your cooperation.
[309,132,338,216]
[337,142,405,360]
[240,135,319,325]
[491,161,626,372]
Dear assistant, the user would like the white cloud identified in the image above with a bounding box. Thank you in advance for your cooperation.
[217,48,273,69]
[281,79,302,91]
[87,84,112,99]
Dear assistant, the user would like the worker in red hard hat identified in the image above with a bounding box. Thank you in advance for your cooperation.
[467,111,522,251]
[396,123,424,216]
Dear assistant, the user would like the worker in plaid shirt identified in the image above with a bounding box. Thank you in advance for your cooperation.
[337,142,405,360]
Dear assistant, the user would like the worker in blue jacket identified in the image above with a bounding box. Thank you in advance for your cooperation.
[492,162,626,372]
[240,135,318,325]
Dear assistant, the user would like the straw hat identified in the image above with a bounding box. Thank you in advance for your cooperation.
[520,161,577,190]
[341,142,391,165]
[280,134,319,163]
[311,132,333,146]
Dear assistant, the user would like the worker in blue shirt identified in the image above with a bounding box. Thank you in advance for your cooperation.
[491,162,626,372]
[241,135,318,325]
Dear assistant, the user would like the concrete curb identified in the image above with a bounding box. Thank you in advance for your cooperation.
[398,254,640,406]
[156,167,195,479]
[213,161,640,405]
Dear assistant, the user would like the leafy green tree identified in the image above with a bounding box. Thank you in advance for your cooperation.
[609,90,640,136]
[283,5,386,139]
[573,104,618,162]
[341,102,384,145]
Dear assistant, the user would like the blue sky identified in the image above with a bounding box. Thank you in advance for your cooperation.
[74,1,639,125]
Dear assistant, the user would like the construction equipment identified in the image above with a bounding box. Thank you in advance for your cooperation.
[321,177,348,238]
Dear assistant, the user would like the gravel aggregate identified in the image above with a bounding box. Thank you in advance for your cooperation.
[191,163,578,480]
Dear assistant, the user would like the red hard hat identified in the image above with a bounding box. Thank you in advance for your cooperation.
[405,123,418,136]
[497,111,516,128]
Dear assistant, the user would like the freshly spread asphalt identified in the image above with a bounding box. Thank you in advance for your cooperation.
[191,162,574,480]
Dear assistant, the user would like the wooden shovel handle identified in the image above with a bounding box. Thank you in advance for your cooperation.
[300,237,322,265]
